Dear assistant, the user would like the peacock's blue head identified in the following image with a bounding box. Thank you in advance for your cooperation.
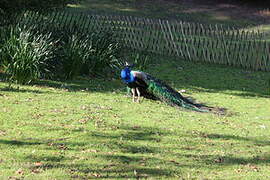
[121,67,135,83]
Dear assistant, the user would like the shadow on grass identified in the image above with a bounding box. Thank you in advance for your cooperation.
[217,155,270,165]
[87,126,166,154]
[6,125,177,178]
[89,125,164,142]
[26,154,67,163]
[189,131,270,146]
[25,161,175,179]
[0,86,45,94]
[34,78,123,93]
[2,125,270,178]
[0,139,42,146]
[183,153,270,166]
[207,133,270,146]
[0,76,124,94]
[0,125,178,178]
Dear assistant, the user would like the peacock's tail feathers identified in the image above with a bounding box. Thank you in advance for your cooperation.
[124,71,226,114]
[144,74,208,112]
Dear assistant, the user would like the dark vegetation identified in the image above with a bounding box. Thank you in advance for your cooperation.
[176,0,270,6]
[232,0,270,7]
[0,0,72,26]
[0,0,70,13]
[0,24,125,84]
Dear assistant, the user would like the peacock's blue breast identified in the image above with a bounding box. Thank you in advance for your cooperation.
[121,68,135,83]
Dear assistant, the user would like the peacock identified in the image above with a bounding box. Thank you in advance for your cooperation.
[121,64,221,113]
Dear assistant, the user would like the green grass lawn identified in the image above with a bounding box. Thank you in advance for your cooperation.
[1,57,270,179]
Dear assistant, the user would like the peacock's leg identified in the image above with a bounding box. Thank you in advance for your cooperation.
[135,87,141,103]
[131,88,136,102]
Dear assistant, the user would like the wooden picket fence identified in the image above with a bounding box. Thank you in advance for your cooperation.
[16,11,270,71]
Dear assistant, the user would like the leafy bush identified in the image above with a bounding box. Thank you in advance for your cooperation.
[0,10,125,83]
[60,34,92,80]
[58,30,122,79]
[0,25,123,83]
[0,26,56,84]
[85,31,122,77]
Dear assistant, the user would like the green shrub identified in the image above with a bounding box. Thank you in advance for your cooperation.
[0,10,125,82]
[61,34,92,80]
[0,25,123,82]
[59,31,122,80]
[0,26,56,84]
[85,31,122,77]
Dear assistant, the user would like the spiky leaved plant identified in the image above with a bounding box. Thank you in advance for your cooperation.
[60,34,92,80]
[85,31,122,77]
[0,25,56,84]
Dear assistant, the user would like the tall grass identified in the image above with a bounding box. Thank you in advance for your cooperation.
[59,31,122,79]
[0,26,56,84]
[85,31,122,77]
[60,34,92,80]
[0,24,125,83]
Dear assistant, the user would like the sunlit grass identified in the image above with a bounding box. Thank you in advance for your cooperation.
[0,57,270,179]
